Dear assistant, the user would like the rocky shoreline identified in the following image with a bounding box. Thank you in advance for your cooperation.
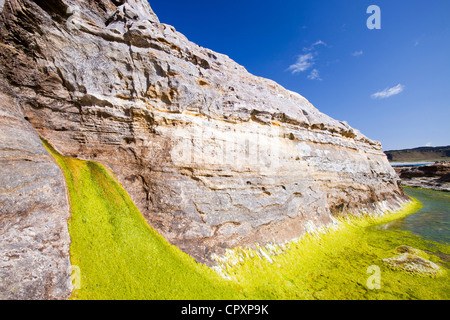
[393,161,450,192]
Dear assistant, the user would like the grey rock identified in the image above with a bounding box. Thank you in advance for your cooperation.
[0,91,72,300]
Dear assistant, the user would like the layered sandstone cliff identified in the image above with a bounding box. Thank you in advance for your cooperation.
[0,0,408,299]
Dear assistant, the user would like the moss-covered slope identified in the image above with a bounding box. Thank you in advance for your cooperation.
[43,139,243,300]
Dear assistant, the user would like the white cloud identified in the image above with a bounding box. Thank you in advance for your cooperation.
[371,84,405,99]
[352,50,363,57]
[288,53,314,74]
[312,40,327,47]
[288,40,328,77]
[303,40,327,52]
[307,69,322,80]
[288,40,328,75]
[425,142,432,147]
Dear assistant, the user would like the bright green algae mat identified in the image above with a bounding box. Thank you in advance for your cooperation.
[44,139,450,299]
[216,200,450,300]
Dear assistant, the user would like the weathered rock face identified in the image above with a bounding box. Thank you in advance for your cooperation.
[1,0,407,283]
[0,90,72,299]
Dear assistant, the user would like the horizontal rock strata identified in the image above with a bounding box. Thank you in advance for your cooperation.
[0,0,408,298]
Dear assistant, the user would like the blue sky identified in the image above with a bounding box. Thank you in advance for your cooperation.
[148,0,450,151]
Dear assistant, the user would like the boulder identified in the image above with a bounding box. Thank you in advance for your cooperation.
[382,246,443,277]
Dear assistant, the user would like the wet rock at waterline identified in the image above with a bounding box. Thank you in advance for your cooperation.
[1,0,408,298]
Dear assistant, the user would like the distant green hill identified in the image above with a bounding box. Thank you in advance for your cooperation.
[385,145,450,163]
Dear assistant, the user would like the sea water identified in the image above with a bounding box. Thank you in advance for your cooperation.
[386,188,450,244]
[390,162,434,167]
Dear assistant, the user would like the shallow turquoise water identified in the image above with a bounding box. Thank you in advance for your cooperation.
[385,188,450,244]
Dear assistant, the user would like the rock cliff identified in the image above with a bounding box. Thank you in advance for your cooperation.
[0,0,407,299]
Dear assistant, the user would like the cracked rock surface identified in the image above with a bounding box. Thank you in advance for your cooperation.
[0,91,72,299]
